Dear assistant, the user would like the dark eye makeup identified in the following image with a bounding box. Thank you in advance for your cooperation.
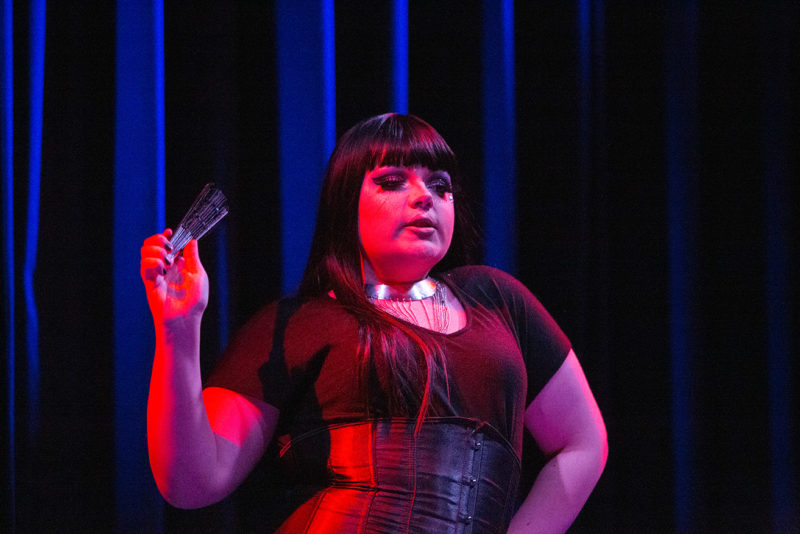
[426,173,453,196]
[373,174,406,190]
[371,169,452,197]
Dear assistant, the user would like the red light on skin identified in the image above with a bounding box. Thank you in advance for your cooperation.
[203,387,269,448]
[358,165,455,285]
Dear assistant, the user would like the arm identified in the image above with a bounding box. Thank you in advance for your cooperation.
[141,231,279,509]
[507,349,608,534]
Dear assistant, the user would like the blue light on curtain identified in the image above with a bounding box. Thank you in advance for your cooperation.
[24,0,45,439]
[1,0,15,529]
[2,3,46,528]
[392,0,408,114]
[666,2,698,531]
[112,0,165,530]
[322,0,336,157]
[277,0,335,295]
[482,0,516,273]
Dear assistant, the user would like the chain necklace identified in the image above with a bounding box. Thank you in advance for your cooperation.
[365,278,451,333]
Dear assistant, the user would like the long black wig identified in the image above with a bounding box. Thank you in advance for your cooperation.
[298,113,479,429]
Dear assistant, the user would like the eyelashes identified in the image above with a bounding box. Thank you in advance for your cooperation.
[427,177,453,196]
[373,175,406,191]
[373,173,453,198]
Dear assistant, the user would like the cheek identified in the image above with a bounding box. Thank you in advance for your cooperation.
[359,198,381,229]
[358,194,393,252]
[441,204,456,244]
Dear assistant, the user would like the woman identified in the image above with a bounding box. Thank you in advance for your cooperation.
[141,113,607,533]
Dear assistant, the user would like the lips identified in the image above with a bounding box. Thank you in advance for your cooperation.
[405,218,436,228]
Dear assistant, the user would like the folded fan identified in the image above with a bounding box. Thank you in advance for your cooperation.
[166,183,229,262]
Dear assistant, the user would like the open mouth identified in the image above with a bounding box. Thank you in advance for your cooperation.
[405,219,436,228]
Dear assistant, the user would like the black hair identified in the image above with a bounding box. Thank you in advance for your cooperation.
[298,113,478,430]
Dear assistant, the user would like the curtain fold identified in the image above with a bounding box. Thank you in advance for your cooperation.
[2,1,16,531]
[666,2,699,531]
[482,0,517,273]
[276,0,335,295]
[112,1,165,530]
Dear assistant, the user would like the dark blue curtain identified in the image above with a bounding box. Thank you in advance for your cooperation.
[2,1,798,532]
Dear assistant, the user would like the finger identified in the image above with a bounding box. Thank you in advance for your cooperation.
[140,244,174,268]
[141,257,168,281]
[143,232,174,252]
[182,239,203,272]
[162,228,174,251]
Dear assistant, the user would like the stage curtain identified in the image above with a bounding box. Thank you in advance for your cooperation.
[2,2,797,532]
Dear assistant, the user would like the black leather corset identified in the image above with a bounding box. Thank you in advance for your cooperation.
[273,417,521,534]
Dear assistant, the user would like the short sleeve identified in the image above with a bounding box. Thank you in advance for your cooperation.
[205,299,300,409]
[500,275,572,406]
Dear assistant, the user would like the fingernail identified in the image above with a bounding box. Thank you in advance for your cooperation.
[165,242,173,252]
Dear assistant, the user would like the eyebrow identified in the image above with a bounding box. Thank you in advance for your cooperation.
[369,166,406,176]
[368,167,451,181]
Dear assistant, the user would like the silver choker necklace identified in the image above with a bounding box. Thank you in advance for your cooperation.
[364,278,437,301]
[365,278,450,333]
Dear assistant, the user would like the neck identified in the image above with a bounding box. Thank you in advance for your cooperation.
[361,258,430,288]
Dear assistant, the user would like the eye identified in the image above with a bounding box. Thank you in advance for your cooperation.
[373,174,406,191]
[427,175,453,197]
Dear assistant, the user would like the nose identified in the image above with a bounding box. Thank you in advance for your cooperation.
[409,179,433,210]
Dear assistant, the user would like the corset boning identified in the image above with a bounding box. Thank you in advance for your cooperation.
[273,417,521,534]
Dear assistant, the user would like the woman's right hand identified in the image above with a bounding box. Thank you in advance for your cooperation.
[140,229,209,326]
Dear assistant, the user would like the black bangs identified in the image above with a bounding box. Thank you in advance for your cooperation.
[350,114,459,178]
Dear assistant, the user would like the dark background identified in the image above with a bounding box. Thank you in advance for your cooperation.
[3,1,798,532]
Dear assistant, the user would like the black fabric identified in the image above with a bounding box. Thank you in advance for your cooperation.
[207,265,571,457]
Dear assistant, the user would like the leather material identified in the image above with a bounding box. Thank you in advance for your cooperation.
[273,417,521,533]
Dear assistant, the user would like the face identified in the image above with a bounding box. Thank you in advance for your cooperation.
[358,165,455,284]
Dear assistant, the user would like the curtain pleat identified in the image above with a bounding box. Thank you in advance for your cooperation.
[2,1,16,531]
[276,0,335,295]
[112,1,165,530]
[482,0,517,273]
[666,2,699,532]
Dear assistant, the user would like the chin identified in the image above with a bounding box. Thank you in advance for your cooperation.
[406,244,446,262]
[378,250,446,280]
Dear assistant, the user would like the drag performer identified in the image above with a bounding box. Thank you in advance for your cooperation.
[140,113,607,533]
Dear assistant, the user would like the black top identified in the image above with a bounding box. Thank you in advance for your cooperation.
[206,265,570,456]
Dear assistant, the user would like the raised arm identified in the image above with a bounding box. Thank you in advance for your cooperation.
[141,230,278,509]
[508,349,608,533]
